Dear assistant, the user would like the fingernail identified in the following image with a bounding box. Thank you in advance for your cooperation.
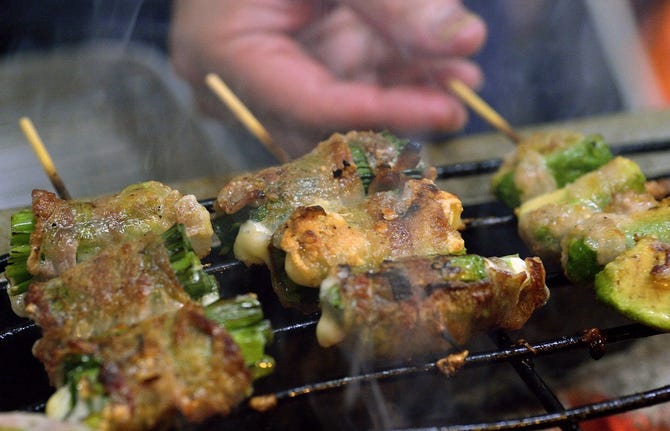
[439,12,482,47]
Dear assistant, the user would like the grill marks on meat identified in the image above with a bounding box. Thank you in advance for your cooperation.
[28,181,213,282]
[317,256,549,358]
[317,255,548,359]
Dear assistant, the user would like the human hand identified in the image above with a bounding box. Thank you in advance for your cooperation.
[170,0,486,158]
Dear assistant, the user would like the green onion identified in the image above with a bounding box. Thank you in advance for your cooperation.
[204,295,264,329]
[205,294,275,379]
[161,224,219,302]
[5,209,35,296]
[348,143,374,192]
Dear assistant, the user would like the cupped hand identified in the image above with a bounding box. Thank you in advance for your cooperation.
[170,0,486,157]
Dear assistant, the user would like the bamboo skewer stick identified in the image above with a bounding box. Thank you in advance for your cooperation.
[446,79,523,144]
[19,117,72,200]
[205,73,291,163]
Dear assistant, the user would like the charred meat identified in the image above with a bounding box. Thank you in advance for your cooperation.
[317,254,548,359]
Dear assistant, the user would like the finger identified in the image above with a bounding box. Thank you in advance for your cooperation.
[378,57,483,90]
[219,34,469,132]
[340,0,487,57]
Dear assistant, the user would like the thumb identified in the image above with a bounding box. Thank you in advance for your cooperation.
[340,0,486,57]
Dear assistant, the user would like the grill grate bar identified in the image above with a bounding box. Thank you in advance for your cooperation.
[491,330,580,431]
[406,384,670,431]
[253,323,663,404]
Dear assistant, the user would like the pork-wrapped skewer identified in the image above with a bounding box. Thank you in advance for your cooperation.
[25,224,273,429]
[26,224,272,382]
[5,181,214,316]
[30,181,213,276]
[213,130,434,265]
[560,202,670,285]
[44,305,252,431]
[269,178,464,310]
[317,254,548,359]
[491,131,614,208]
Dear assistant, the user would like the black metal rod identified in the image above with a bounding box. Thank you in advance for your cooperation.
[399,384,670,431]
[253,324,662,404]
[491,331,581,431]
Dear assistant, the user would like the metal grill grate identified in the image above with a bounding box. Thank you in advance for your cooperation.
[2,139,670,430]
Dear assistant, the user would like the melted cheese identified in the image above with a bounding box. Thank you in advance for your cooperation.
[316,275,346,347]
[233,221,273,266]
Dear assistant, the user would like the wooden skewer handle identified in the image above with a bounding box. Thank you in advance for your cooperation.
[447,79,522,144]
[20,117,72,200]
[205,73,291,163]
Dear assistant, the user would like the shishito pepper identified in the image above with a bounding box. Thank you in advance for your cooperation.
[561,204,670,285]
[595,236,670,330]
[491,131,614,208]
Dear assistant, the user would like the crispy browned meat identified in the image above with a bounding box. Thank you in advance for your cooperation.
[28,181,213,282]
[274,179,464,288]
[317,254,548,359]
[214,131,435,268]
[215,132,362,219]
[27,233,192,381]
[52,306,251,431]
[216,131,431,219]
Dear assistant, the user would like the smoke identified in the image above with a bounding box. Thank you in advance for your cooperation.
[90,0,144,47]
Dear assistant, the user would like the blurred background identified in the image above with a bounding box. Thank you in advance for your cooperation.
[1,0,670,211]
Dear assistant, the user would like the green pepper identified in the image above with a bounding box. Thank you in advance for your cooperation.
[492,132,614,208]
[595,237,670,330]
[562,204,670,285]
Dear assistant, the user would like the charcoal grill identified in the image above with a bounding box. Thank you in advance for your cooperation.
[2,137,670,430]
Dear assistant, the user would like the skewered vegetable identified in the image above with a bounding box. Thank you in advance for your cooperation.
[491,131,613,208]
[317,254,548,359]
[595,236,670,330]
[213,131,464,310]
[516,156,648,261]
[561,203,670,285]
